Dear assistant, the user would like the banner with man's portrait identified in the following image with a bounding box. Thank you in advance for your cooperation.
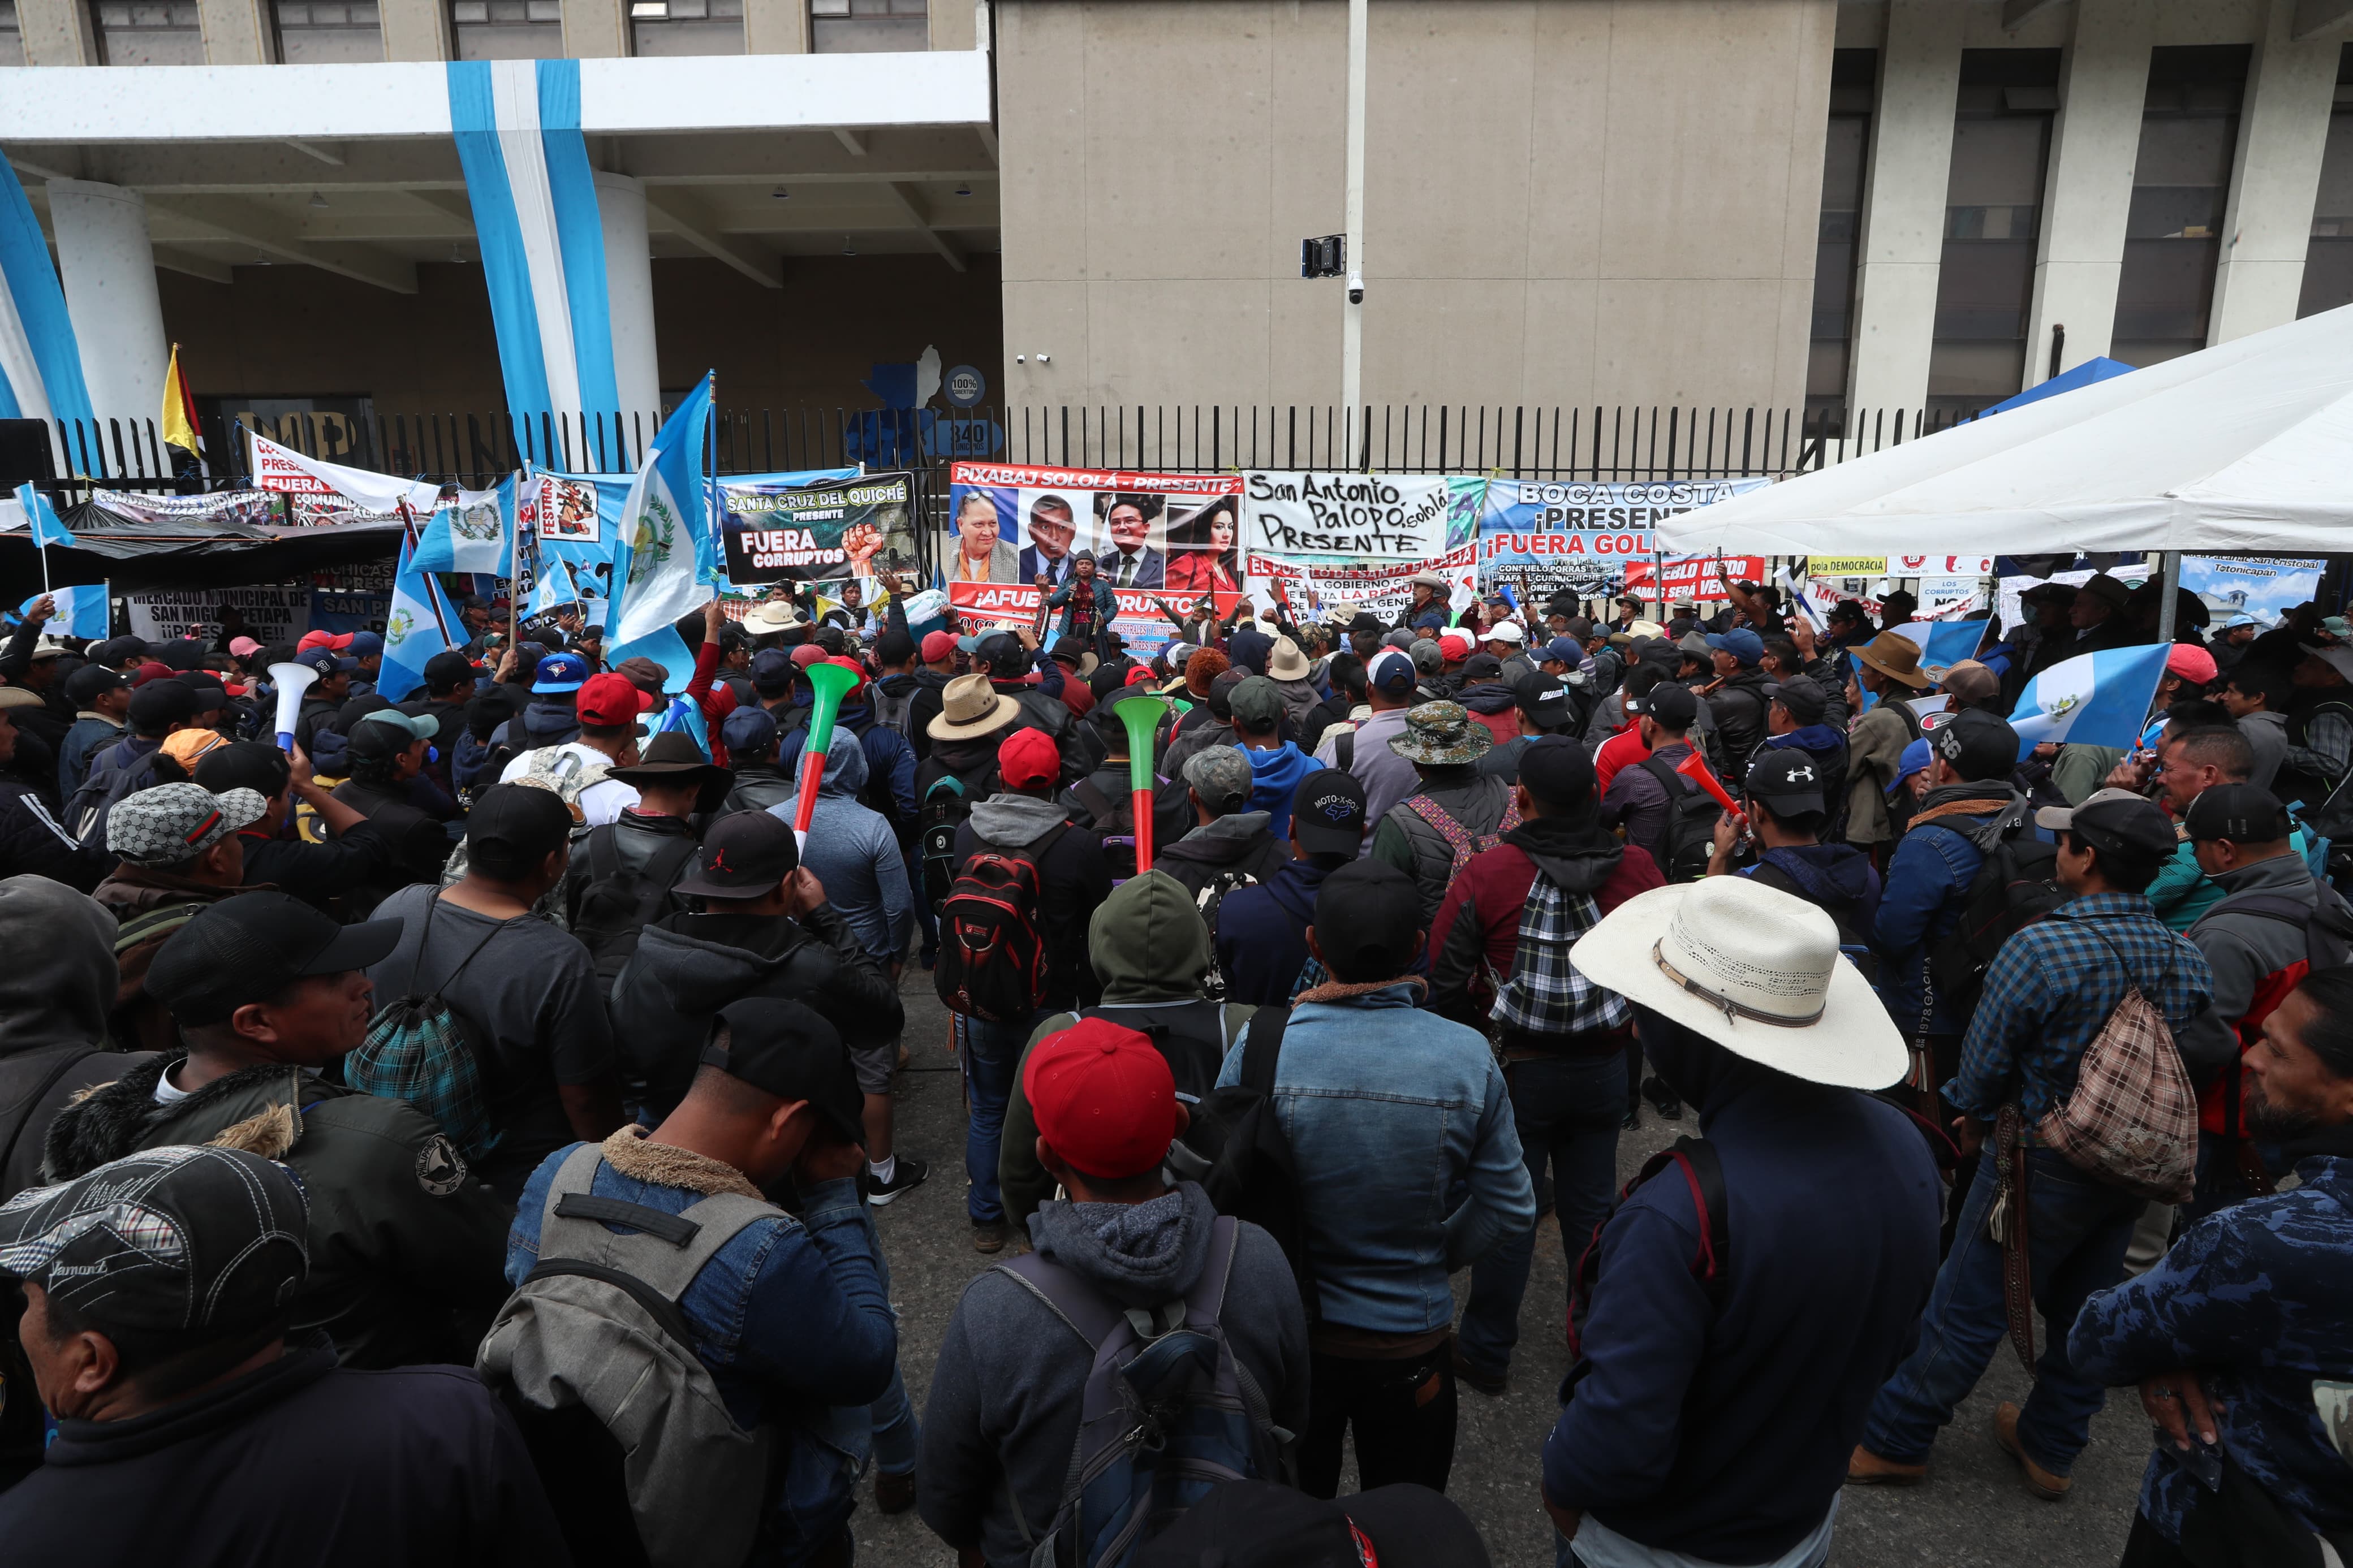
[945,462,1244,591]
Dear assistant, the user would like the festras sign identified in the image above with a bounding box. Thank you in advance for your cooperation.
[1242,471,1454,558]
[720,471,913,585]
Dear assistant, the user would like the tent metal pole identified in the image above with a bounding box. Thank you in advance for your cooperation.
[2157,550,2180,642]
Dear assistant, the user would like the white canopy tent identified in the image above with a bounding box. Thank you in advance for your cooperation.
[1657,303,2353,558]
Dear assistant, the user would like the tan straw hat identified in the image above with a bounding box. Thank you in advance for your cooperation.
[1570,878,1906,1089]
[1267,637,1311,681]
[926,672,1023,741]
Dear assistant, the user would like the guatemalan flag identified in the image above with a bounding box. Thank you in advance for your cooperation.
[1889,617,1988,671]
[378,524,463,707]
[606,377,714,694]
[19,586,106,640]
[411,487,513,576]
[528,551,580,620]
[2009,643,2172,758]
[0,161,93,428]
[15,481,72,551]
[446,59,621,442]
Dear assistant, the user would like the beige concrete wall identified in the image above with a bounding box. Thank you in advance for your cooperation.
[16,0,100,66]
[997,0,1835,413]
[199,0,274,63]
[379,0,453,62]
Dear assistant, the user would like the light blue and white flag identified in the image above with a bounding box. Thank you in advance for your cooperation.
[0,162,93,430]
[2009,643,2172,758]
[1890,617,1986,671]
[606,377,714,692]
[411,487,513,576]
[15,481,73,550]
[528,551,580,620]
[19,585,107,640]
[378,524,462,707]
[446,59,620,446]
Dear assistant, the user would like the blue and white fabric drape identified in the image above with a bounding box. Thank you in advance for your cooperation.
[446,59,620,446]
[0,160,94,428]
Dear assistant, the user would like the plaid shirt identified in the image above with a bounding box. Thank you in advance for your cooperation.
[1496,875,1631,1038]
[2284,704,2353,791]
[1946,891,2213,1124]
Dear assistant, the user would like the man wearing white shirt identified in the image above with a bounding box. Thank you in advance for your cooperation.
[498,670,648,826]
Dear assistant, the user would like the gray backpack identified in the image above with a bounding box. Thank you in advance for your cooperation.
[476,1144,779,1568]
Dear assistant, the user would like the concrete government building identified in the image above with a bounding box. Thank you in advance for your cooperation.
[3,0,2352,452]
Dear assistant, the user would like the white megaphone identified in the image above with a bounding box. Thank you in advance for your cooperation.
[268,660,318,754]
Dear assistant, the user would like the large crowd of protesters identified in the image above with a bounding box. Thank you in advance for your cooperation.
[0,550,2347,1568]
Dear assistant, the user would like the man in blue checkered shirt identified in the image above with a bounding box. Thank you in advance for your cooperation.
[1852,788,2212,1501]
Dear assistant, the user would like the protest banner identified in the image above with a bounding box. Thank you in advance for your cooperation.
[1239,471,1468,560]
[946,581,1239,659]
[947,462,1243,592]
[720,471,915,585]
[126,582,312,645]
[249,432,495,527]
[1474,477,1769,601]
[85,486,282,530]
[1623,554,1769,603]
[1245,543,1478,625]
[2180,555,2325,629]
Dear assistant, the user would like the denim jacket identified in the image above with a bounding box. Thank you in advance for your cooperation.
[1217,980,1533,1334]
[505,1131,897,1563]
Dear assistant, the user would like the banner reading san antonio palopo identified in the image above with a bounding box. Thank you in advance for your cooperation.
[720,471,915,585]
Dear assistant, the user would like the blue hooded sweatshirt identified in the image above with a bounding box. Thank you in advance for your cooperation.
[1240,741,1314,839]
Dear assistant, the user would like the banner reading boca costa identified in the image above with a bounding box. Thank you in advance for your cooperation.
[1476,477,1771,602]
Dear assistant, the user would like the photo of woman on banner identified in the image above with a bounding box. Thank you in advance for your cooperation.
[1092,492,1165,588]
[950,486,1020,583]
[1163,496,1241,595]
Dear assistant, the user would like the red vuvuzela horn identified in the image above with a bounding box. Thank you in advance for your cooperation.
[1674,746,1746,821]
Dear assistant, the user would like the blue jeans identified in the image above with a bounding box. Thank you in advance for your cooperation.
[861,1206,919,1477]
[1861,1147,2142,1474]
[958,1010,1038,1224]
[1457,1052,1623,1379]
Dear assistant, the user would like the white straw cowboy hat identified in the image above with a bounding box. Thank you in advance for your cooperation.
[741,599,803,634]
[1267,637,1311,681]
[1570,878,1906,1090]
[926,672,1023,741]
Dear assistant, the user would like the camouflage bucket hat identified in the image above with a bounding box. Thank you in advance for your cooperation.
[1387,701,1493,767]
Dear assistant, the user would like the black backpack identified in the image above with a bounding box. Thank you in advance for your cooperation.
[1166,1007,1319,1324]
[1072,777,1141,883]
[570,827,700,1001]
[917,770,984,914]
[1192,869,1262,1003]
[1637,757,1720,884]
[65,748,166,849]
[1921,806,2064,1014]
[936,826,1065,1023]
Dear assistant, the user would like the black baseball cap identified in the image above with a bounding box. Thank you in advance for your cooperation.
[750,647,798,696]
[703,998,863,1143]
[1291,769,1368,856]
[64,662,131,705]
[674,809,799,899]
[127,679,198,729]
[1635,681,1697,730]
[2182,783,2292,845]
[1744,747,1829,814]
[146,890,402,1026]
[2035,787,2180,858]
[0,1144,308,1349]
[1512,670,1574,729]
[974,630,1029,675]
[424,650,477,690]
[1930,707,2020,783]
[91,634,147,667]
[193,740,292,799]
[1312,859,1421,980]
[298,648,358,679]
[464,783,576,868]
[1518,735,1596,809]
[1774,673,1828,726]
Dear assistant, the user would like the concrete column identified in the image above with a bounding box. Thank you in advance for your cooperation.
[378,0,450,62]
[594,171,661,439]
[2210,0,2340,342]
[1845,0,1966,414]
[47,180,169,426]
[15,0,100,66]
[196,0,272,62]
[563,0,628,59]
[743,0,809,53]
[2022,0,2153,382]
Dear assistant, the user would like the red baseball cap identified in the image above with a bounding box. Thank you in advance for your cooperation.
[577,671,656,728]
[2166,643,2219,685]
[997,725,1059,788]
[790,643,828,669]
[1124,664,1159,689]
[1023,1018,1178,1180]
[296,629,355,653]
[1438,629,1473,659]
[132,660,175,687]
[920,630,959,664]
[826,655,868,702]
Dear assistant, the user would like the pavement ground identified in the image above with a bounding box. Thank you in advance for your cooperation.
[852,970,2147,1566]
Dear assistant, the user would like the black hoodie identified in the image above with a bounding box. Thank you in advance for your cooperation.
[0,874,138,1198]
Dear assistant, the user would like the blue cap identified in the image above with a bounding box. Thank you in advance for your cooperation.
[1539,636,1583,665]
[1367,648,1416,694]
[531,651,589,693]
[1411,611,1446,632]
[1889,737,1933,796]
[1705,628,1765,666]
[750,647,796,695]
[299,649,357,678]
[346,630,385,658]
[721,705,779,754]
